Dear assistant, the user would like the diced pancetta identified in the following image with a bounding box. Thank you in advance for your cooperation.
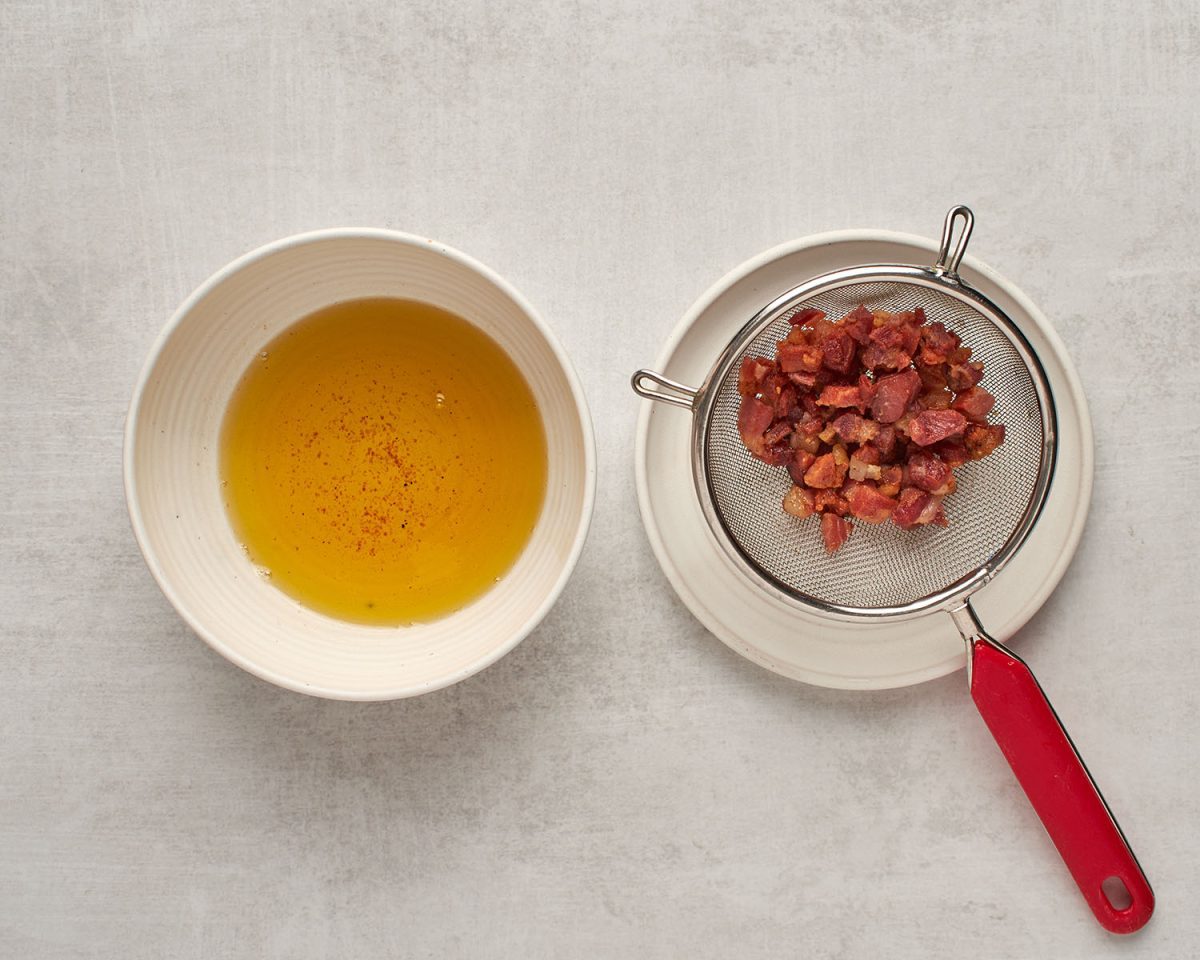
[821,513,853,553]
[908,409,968,446]
[733,304,1005,553]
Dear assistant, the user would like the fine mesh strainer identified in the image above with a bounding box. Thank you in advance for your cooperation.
[632,207,1153,933]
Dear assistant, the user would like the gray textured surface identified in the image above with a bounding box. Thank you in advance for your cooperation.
[3,1,1198,957]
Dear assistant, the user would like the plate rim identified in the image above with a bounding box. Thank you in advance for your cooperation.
[634,227,1095,690]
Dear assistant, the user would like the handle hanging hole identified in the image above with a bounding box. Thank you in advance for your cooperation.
[934,205,975,278]
[1101,875,1133,911]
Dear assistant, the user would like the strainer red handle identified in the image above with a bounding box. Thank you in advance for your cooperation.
[969,635,1154,934]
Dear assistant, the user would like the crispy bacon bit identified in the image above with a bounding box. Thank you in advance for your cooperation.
[761,444,793,467]
[764,421,792,447]
[821,513,852,553]
[874,425,900,461]
[861,342,899,371]
[789,307,826,327]
[783,485,816,518]
[813,489,850,515]
[862,315,922,371]
[878,465,903,497]
[854,444,882,465]
[856,374,876,409]
[733,304,1006,552]
[831,443,850,485]
[845,481,899,524]
[778,342,824,374]
[803,452,840,489]
[919,322,961,364]
[965,423,1006,460]
[831,412,880,444]
[738,356,775,397]
[893,487,945,529]
[792,431,821,455]
[820,331,857,373]
[871,369,922,423]
[908,409,968,446]
[843,305,875,344]
[907,451,952,494]
[931,439,970,468]
[848,459,882,482]
[817,384,861,408]
[947,361,985,392]
[870,315,922,354]
[952,386,996,422]
[923,498,948,527]
[787,450,817,485]
[917,359,949,390]
[737,395,773,458]
[795,413,823,437]
[848,443,883,481]
[920,388,953,411]
[764,367,788,397]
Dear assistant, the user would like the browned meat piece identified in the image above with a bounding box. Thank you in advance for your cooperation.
[831,412,880,444]
[870,369,922,423]
[892,487,947,529]
[813,489,850,516]
[804,453,840,489]
[788,307,826,327]
[844,480,899,524]
[843,305,875,344]
[908,409,968,446]
[952,386,996,422]
[738,356,776,397]
[919,388,954,411]
[787,450,817,485]
[964,423,1006,460]
[778,342,824,375]
[820,330,857,374]
[737,396,773,459]
[947,361,984,392]
[817,384,862,409]
[918,321,961,364]
[907,451,954,495]
[821,513,853,553]
[877,465,903,497]
[783,484,816,518]
[874,425,900,462]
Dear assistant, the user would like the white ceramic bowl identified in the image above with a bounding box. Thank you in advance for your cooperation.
[125,230,595,700]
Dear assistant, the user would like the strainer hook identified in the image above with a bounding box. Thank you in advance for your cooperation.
[933,204,974,279]
[632,369,698,410]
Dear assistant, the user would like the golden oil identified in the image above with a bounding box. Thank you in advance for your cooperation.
[219,298,547,625]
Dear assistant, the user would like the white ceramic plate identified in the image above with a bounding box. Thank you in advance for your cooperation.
[635,230,1093,690]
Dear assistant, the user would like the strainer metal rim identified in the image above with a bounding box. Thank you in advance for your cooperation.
[648,260,1059,623]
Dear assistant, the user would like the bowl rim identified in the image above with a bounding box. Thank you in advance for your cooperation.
[123,227,597,701]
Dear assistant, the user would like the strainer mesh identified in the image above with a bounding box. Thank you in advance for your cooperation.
[705,281,1045,610]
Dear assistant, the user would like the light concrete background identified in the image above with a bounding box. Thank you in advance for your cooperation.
[3,1,1197,957]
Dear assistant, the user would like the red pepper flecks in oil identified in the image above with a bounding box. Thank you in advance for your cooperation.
[219,298,548,625]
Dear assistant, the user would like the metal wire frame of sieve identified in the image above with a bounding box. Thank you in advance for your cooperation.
[702,280,1047,612]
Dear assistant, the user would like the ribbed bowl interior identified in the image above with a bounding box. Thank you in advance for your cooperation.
[125,231,593,700]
